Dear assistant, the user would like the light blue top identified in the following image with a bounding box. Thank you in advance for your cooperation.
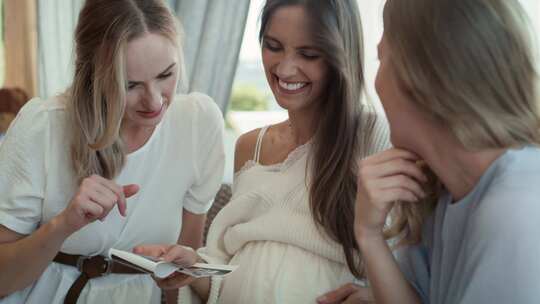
[396,146,540,304]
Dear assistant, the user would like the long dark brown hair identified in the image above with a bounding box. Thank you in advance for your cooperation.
[260,0,366,278]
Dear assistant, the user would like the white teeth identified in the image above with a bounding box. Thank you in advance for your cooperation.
[279,79,307,91]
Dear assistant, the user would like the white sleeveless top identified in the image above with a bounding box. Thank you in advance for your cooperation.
[180,110,391,304]
[221,126,348,304]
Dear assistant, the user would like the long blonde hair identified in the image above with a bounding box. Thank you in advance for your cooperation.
[68,0,184,182]
[383,0,540,246]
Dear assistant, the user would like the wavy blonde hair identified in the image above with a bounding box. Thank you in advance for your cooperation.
[382,0,540,246]
[67,0,185,182]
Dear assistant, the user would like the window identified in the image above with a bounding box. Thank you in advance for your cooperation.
[519,1,540,46]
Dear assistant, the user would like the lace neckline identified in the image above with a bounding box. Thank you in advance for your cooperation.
[235,140,311,179]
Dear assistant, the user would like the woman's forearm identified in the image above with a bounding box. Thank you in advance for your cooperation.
[357,235,421,304]
[0,216,72,296]
[191,276,211,302]
[178,210,206,250]
[164,289,178,304]
[164,210,207,303]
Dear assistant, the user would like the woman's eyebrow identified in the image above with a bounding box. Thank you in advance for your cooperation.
[157,62,177,75]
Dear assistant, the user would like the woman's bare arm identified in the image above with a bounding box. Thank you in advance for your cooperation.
[0,218,72,297]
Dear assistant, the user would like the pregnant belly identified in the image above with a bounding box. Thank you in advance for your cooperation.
[219,240,353,304]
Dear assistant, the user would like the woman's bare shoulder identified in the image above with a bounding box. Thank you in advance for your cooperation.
[234,128,262,174]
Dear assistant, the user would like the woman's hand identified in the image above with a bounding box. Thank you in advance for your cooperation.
[355,148,427,241]
[317,283,374,304]
[133,244,199,289]
[58,174,139,233]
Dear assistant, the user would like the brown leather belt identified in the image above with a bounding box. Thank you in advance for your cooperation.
[53,252,144,304]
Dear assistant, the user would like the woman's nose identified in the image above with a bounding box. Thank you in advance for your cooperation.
[143,86,163,110]
[276,55,298,79]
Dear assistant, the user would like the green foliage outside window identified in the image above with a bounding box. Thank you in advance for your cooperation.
[229,84,269,111]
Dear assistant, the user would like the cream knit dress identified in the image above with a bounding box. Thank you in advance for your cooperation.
[180,110,390,304]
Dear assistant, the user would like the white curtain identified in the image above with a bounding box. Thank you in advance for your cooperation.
[357,0,385,112]
[172,0,250,112]
[519,0,540,63]
[37,0,84,98]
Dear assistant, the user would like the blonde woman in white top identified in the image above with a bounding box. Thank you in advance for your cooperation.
[0,1,224,303]
[135,0,390,303]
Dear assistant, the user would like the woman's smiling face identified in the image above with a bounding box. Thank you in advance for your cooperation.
[261,5,329,112]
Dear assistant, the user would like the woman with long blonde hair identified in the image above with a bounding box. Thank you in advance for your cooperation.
[348,0,540,303]
[0,0,224,303]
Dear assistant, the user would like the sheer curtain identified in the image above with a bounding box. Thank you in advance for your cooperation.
[519,0,540,62]
[357,0,385,111]
[37,0,84,98]
[171,0,250,111]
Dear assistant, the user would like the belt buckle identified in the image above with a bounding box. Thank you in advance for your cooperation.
[76,255,112,277]
[101,257,113,276]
